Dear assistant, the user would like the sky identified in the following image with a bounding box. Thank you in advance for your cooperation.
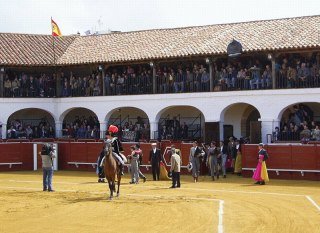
[0,0,319,35]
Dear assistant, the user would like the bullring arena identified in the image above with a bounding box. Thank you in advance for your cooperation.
[0,170,319,233]
[0,141,320,233]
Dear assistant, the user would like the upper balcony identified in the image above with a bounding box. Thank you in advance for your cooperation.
[1,50,319,99]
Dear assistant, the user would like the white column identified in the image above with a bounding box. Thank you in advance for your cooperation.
[100,121,107,139]
[149,121,158,140]
[33,144,38,170]
[1,123,7,139]
[259,118,279,144]
[219,121,224,141]
[55,121,63,138]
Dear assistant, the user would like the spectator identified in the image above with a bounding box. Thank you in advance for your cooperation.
[4,77,12,97]
[312,125,320,141]
[272,127,280,142]
[62,80,70,97]
[249,66,262,89]
[47,126,55,138]
[109,74,117,95]
[29,76,38,97]
[262,65,272,88]
[194,69,201,92]
[11,76,20,97]
[93,76,101,96]
[201,69,210,91]
[26,125,33,138]
[159,71,168,93]
[170,146,181,188]
[287,65,297,88]
[7,126,16,139]
[40,126,48,138]
[237,68,246,89]
[297,62,310,88]
[186,69,194,92]
[300,125,311,141]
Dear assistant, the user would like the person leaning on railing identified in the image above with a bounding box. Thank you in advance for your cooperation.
[310,63,320,87]
[300,124,311,142]
[311,125,320,141]
[297,62,310,88]
[11,76,20,97]
[4,77,12,97]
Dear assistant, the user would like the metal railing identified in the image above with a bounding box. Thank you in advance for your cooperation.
[2,72,320,98]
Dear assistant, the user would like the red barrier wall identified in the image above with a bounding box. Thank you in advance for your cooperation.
[0,142,33,171]
[59,142,104,171]
[242,144,320,181]
[0,141,204,176]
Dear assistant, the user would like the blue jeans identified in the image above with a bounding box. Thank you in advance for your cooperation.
[43,167,53,190]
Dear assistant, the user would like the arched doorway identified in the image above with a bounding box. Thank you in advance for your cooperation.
[7,108,55,139]
[106,107,150,142]
[221,103,261,143]
[156,106,205,141]
[277,102,320,141]
[61,107,99,139]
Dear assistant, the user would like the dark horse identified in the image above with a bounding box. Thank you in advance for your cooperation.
[103,141,121,200]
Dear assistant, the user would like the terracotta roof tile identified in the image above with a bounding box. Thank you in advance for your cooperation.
[0,33,76,66]
[0,15,319,66]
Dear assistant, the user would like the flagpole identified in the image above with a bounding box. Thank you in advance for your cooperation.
[51,17,57,97]
[51,17,56,65]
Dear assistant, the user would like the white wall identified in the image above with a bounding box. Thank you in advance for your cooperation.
[108,107,149,125]
[7,108,55,127]
[63,108,97,125]
[224,104,246,139]
[2,88,320,142]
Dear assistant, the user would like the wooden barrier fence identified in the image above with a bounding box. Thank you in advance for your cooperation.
[0,141,193,175]
[2,141,319,181]
[242,144,320,181]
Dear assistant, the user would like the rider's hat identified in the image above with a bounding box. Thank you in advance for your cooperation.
[108,125,119,134]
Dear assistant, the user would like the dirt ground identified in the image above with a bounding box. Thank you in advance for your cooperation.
[0,171,319,233]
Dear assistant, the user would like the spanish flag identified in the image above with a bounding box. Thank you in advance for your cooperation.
[51,18,62,37]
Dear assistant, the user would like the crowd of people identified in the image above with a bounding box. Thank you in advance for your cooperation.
[116,117,150,142]
[158,116,190,140]
[61,72,102,97]
[3,54,319,98]
[104,66,152,95]
[188,137,245,182]
[3,73,56,98]
[273,104,318,142]
[62,115,150,141]
[103,58,319,95]
[62,115,100,139]
[6,119,55,139]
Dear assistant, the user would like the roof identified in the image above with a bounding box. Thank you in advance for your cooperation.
[1,15,320,66]
[0,33,76,66]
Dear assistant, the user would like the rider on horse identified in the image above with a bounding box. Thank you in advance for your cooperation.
[98,125,125,176]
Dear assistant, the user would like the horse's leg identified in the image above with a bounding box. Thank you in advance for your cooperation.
[108,180,113,200]
[116,171,121,197]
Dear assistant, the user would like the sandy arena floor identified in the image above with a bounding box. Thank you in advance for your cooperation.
[0,171,319,233]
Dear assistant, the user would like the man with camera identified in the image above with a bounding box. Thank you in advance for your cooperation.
[40,143,56,192]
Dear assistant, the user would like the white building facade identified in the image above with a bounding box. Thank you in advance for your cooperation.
[2,88,320,143]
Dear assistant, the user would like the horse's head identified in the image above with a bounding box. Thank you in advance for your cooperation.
[104,139,113,156]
